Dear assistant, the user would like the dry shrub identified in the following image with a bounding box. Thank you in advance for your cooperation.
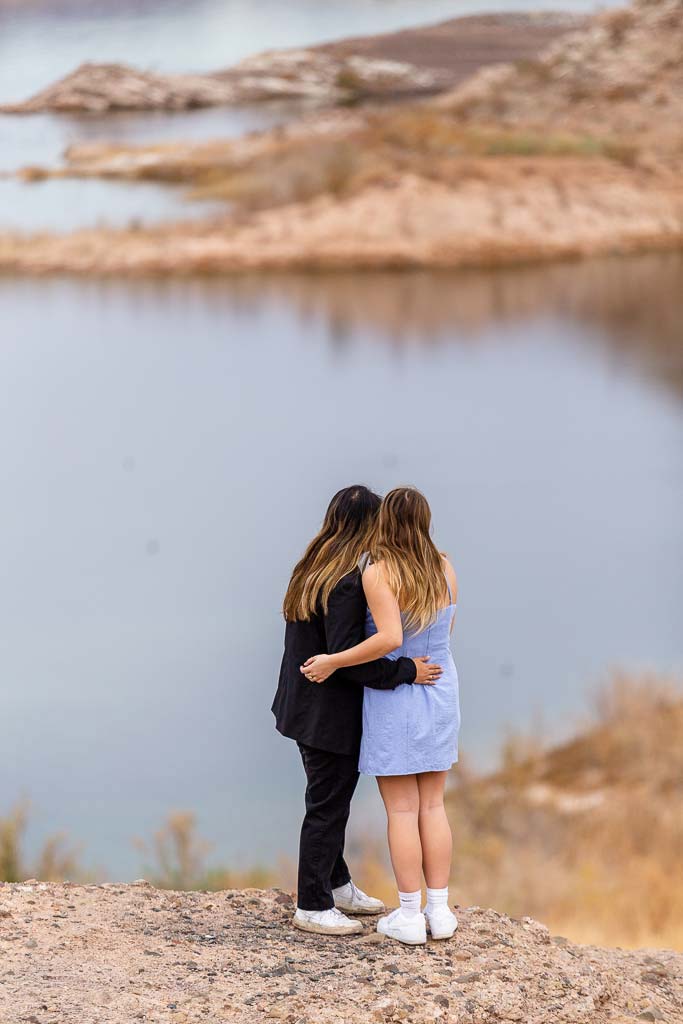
[0,800,85,882]
[348,674,683,949]
[0,801,27,882]
[188,108,640,212]
[62,105,643,219]
[134,811,274,891]
[514,58,555,83]
[600,6,636,44]
[447,673,683,949]
[368,109,638,164]
[190,139,375,210]
[335,66,368,105]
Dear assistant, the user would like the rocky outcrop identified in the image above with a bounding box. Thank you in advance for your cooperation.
[438,0,683,140]
[0,880,681,1023]
[0,54,439,114]
[0,13,583,114]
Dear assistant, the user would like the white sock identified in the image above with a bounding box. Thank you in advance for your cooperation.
[426,886,449,913]
[398,889,422,918]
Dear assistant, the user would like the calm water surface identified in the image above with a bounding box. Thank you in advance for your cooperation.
[1,253,682,877]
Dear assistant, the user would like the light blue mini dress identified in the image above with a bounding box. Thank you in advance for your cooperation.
[359,579,460,776]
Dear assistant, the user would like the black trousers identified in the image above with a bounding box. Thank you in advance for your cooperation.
[296,742,360,911]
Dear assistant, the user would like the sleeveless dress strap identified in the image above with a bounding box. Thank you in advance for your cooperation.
[443,566,453,603]
[358,551,371,573]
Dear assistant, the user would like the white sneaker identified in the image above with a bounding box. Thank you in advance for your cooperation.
[376,908,427,945]
[424,904,458,940]
[292,907,363,936]
[333,880,385,916]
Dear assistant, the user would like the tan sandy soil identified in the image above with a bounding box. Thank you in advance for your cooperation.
[2,162,683,275]
[0,880,681,1023]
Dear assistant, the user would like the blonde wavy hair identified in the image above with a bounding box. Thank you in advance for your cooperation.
[283,485,381,622]
[370,486,449,633]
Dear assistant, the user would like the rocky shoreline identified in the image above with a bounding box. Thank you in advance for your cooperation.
[1,880,681,1023]
[2,159,682,275]
[1,13,582,114]
[1,0,681,276]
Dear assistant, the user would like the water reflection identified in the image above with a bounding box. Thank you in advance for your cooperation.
[244,254,683,398]
[74,252,683,396]
[1,251,681,877]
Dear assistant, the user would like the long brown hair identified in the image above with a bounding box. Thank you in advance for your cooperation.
[371,486,449,633]
[283,485,381,622]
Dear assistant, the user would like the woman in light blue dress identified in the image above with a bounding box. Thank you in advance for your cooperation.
[301,487,460,945]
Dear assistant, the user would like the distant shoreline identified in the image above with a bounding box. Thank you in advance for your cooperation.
[1,12,583,114]
[2,0,681,276]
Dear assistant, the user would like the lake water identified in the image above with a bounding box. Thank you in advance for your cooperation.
[2,254,682,879]
[0,0,679,881]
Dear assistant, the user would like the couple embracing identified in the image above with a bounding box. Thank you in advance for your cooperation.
[272,485,460,946]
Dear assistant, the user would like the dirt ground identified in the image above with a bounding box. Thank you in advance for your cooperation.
[0,881,681,1024]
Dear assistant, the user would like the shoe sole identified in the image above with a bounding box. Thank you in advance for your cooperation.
[427,919,459,941]
[334,902,385,916]
[379,931,427,945]
[293,917,362,937]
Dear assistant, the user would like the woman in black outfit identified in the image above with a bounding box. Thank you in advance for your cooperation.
[272,485,442,936]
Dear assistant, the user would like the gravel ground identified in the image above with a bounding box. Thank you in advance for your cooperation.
[0,881,681,1024]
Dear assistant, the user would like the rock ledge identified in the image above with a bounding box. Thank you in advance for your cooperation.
[0,881,681,1023]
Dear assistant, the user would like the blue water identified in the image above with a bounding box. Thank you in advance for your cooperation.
[1,255,681,878]
[0,0,676,881]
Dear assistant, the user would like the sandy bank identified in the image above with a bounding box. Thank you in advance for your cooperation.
[2,164,682,275]
[1,880,681,1023]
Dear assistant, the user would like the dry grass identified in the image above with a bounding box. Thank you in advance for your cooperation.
[51,105,641,216]
[600,6,637,44]
[0,800,85,882]
[0,804,273,891]
[133,811,274,891]
[346,674,683,951]
[190,138,373,210]
[445,673,683,950]
[185,112,641,209]
[368,108,638,162]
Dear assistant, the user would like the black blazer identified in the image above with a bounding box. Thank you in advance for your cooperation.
[271,568,417,756]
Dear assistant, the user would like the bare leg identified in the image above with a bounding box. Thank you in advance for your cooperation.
[377,774,422,893]
[416,771,452,889]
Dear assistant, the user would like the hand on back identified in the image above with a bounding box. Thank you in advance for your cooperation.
[413,656,442,685]
[300,653,335,683]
